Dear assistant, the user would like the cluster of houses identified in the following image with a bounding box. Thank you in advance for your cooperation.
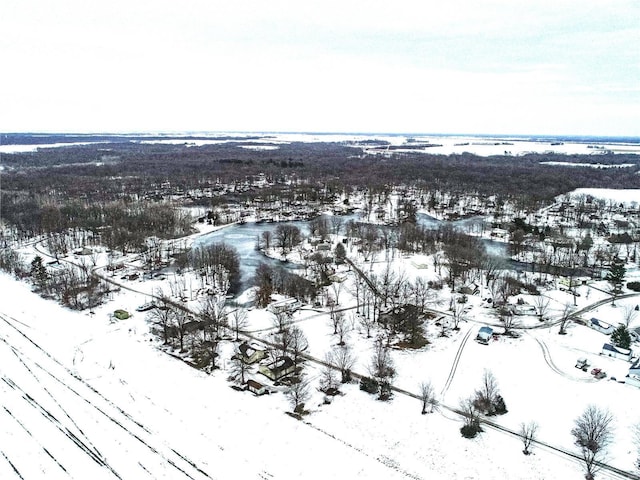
[586,317,640,387]
[235,341,298,396]
[474,315,640,388]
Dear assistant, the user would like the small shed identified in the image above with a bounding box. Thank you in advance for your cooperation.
[476,326,494,345]
[590,318,615,335]
[601,343,632,361]
[246,379,268,395]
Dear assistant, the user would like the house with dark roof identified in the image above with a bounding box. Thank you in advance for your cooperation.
[238,342,267,364]
[246,379,268,395]
[258,356,296,381]
[601,343,632,361]
[589,318,615,335]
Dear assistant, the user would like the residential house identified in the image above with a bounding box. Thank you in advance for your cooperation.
[589,318,615,335]
[238,342,267,365]
[601,343,632,361]
[267,298,302,315]
[258,356,296,381]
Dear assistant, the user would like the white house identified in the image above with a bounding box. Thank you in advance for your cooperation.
[590,318,615,335]
[267,298,302,315]
[601,343,632,361]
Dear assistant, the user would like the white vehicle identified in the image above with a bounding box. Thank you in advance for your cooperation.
[575,358,590,371]
[136,302,157,312]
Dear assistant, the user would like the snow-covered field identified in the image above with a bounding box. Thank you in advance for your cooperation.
[3,256,640,479]
[2,185,640,479]
[2,132,640,156]
[567,188,640,206]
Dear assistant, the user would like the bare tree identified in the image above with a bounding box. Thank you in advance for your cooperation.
[330,344,355,383]
[200,336,220,371]
[336,314,351,346]
[330,281,344,306]
[228,304,249,341]
[229,348,251,385]
[459,395,482,438]
[419,381,438,414]
[474,369,506,416]
[498,307,518,335]
[174,312,189,352]
[286,376,310,414]
[254,262,273,308]
[148,291,178,345]
[411,277,432,313]
[273,310,291,333]
[451,297,466,330]
[559,303,575,335]
[623,304,638,327]
[571,405,614,480]
[330,308,343,335]
[369,337,395,400]
[358,312,374,338]
[275,326,292,359]
[520,421,539,455]
[319,358,339,393]
[261,230,272,250]
[482,255,505,287]
[198,294,226,340]
[330,216,343,236]
[289,325,309,369]
[275,224,302,256]
[533,295,551,322]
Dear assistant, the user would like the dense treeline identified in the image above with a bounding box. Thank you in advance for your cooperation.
[187,243,241,294]
[1,197,193,248]
[3,141,638,199]
[253,262,317,306]
[2,141,639,237]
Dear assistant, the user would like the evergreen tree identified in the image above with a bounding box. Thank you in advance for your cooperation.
[30,255,49,292]
[611,324,632,349]
[606,261,626,306]
[334,242,346,264]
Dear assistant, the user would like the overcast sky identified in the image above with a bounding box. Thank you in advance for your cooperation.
[1,0,639,136]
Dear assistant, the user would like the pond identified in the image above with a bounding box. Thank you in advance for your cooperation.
[194,212,507,288]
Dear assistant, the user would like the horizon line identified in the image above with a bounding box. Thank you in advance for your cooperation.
[3,130,640,141]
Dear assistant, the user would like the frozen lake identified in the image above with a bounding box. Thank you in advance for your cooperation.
[194,213,507,288]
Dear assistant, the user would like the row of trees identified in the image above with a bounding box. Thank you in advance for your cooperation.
[253,262,317,307]
[187,243,241,294]
[2,196,193,252]
[29,255,110,311]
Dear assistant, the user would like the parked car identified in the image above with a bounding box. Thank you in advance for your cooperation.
[575,358,590,370]
[595,370,607,379]
[591,367,602,376]
[136,302,156,312]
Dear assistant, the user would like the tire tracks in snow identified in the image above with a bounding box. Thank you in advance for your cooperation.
[529,334,597,383]
[440,327,474,397]
[0,312,214,480]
